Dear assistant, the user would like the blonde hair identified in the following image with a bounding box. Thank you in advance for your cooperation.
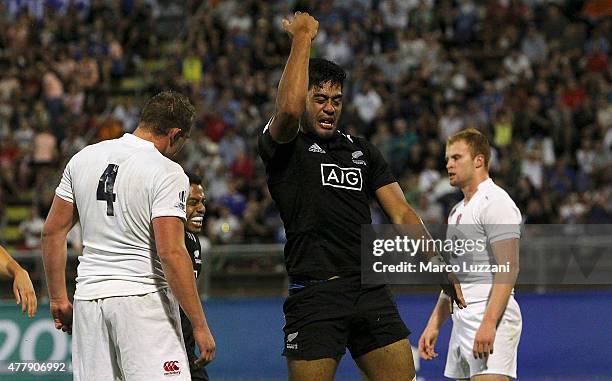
[447,128,491,167]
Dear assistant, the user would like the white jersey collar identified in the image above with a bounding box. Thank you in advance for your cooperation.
[476,178,494,192]
[120,133,155,148]
[463,178,494,206]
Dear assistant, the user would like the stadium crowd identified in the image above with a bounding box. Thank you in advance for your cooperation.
[0,0,610,250]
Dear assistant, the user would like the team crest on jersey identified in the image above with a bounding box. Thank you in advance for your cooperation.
[351,151,366,165]
[286,332,299,350]
[455,213,463,225]
[174,191,187,212]
[320,164,362,191]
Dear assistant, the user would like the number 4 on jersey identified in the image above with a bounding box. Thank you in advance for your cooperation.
[97,164,119,216]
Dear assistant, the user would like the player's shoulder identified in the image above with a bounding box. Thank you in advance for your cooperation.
[349,133,383,153]
[477,179,521,219]
[336,132,371,155]
[481,180,517,206]
[68,139,117,166]
[338,130,360,146]
[127,142,181,172]
[149,154,186,181]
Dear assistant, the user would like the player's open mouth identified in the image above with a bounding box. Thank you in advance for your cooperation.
[318,118,334,129]
[190,216,203,227]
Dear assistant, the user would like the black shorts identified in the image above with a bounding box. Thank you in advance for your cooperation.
[282,276,410,360]
[180,309,210,381]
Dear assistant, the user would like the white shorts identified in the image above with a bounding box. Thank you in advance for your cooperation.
[72,289,190,381]
[444,296,522,380]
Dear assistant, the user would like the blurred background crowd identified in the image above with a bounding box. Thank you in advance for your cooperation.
[0,0,610,252]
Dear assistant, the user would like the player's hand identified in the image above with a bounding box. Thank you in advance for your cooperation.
[418,326,440,360]
[281,11,319,41]
[13,268,37,318]
[473,320,496,359]
[50,298,73,335]
[193,326,216,367]
[441,271,467,313]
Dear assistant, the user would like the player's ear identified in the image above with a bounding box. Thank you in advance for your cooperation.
[474,154,485,168]
[168,128,182,145]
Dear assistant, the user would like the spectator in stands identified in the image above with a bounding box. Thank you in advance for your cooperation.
[353,80,383,128]
[209,205,241,244]
[218,126,246,167]
[321,23,353,67]
[414,193,443,225]
[18,207,45,250]
[521,25,548,65]
[0,0,609,245]
[521,148,543,190]
[502,49,533,83]
[559,193,587,224]
[438,104,464,142]
[370,121,393,161]
[0,136,20,195]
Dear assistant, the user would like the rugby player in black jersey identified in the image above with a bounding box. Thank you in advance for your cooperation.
[258,12,466,381]
[180,172,210,381]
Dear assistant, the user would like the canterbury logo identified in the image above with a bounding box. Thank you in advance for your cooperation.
[163,361,180,373]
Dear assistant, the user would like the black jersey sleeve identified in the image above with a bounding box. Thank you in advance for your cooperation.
[257,118,277,164]
[364,139,396,192]
[184,232,202,278]
[257,117,297,166]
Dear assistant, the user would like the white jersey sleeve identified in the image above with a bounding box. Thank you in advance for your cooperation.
[479,194,522,244]
[151,169,189,220]
[56,158,75,203]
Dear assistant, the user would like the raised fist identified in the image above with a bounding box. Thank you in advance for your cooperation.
[281,11,319,41]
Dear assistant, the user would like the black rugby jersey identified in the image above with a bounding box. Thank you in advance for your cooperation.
[181,232,209,380]
[258,124,395,277]
[185,231,202,279]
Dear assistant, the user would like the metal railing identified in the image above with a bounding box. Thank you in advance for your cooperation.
[0,244,287,301]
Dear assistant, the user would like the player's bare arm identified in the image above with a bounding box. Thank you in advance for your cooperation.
[269,12,319,143]
[375,183,467,310]
[42,196,79,333]
[473,238,519,359]
[418,293,453,360]
[153,216,216,366]
[0,244,37,318]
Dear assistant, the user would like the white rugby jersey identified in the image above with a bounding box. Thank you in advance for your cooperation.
[446,178,521,303]
[56,133,189,300]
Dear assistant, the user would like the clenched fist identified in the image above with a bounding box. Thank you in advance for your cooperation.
[282,11,319,41]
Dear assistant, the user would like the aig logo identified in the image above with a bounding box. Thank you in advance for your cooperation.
[320,164,363,191]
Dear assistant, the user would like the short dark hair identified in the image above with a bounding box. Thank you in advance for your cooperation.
[139,91,195,136]
[185,171,207,193]
[185,171,201,186]
[308,58,346,90]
